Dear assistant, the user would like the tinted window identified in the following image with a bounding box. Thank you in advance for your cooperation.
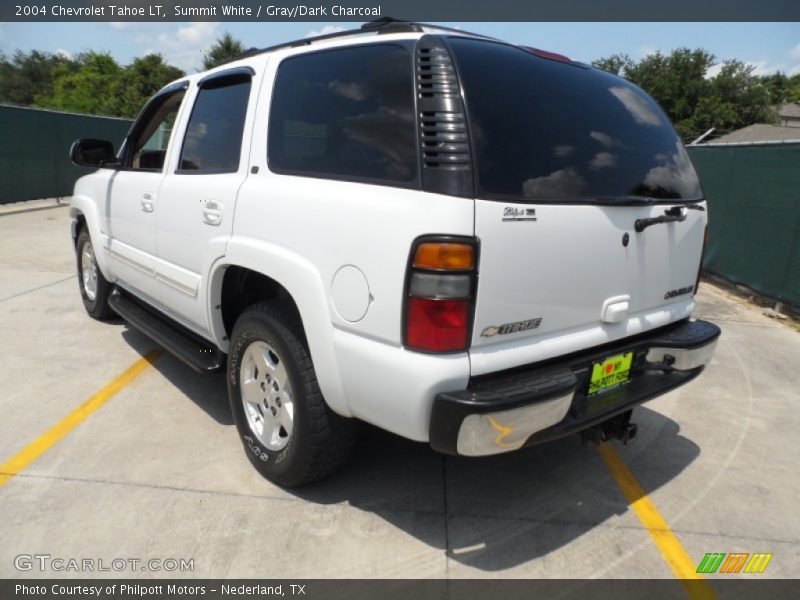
[268,44,417,185]
[128,90,184,171]
[449,38,702,202]
[179,77,251,173]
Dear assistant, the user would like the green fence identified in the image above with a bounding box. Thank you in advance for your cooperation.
[689,143,800,307]
[0,105,132,204]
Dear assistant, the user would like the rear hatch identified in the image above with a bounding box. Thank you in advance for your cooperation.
[447,37,707,375]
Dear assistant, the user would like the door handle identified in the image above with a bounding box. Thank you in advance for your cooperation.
[141,193,155,213]
[202,201,223,226]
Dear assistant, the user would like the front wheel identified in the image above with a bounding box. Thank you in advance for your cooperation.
[76,228,114,320]
[227,301,357,487]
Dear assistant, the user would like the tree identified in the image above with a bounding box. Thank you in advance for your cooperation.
[0,50,76,106]
[202,32,244,70]
[624,48,715,128]
[761,72,790,105]
[592,47,775,142]
[24,51,184,118]
[591,53,632,76]
[33,52,122,115]
[110,54,185,118]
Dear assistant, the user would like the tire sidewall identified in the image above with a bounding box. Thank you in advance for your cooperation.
[76,230,100,313]
[227,313,307,480]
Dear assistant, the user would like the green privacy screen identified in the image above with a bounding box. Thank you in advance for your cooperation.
[0,105,132,204]
[689,143,800,307]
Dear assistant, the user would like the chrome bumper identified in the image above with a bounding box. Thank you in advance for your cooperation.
[456,389,573,456]
[646,337,718,371]
[431,319,720,457]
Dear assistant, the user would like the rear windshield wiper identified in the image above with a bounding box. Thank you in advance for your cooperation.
[635,203,704,232]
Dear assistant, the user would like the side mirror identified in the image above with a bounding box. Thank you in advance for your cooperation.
[69,138,120,169]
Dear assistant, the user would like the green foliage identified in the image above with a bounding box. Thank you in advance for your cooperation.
[35,51,122,115]
[591,53,633,76]
[1,50,184,118]
[202,32,245,71]
[593,48,779,141]
[0,50,76,106]
[109,54,185,117]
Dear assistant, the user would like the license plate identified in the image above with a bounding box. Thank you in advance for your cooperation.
[587,352,633,395]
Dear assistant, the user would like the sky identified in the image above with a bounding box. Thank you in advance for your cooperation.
[0,21,798,76]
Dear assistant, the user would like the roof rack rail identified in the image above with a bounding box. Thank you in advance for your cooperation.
[214,18,498,69]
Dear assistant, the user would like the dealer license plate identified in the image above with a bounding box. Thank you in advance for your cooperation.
[587,352,634,395]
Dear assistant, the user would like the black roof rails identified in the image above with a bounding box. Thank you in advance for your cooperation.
[214,18,497,69]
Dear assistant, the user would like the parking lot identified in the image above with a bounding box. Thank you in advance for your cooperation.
[1,203,798,582]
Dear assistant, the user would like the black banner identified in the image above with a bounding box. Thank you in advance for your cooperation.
[3,0,800,22]
[3,579,800,600]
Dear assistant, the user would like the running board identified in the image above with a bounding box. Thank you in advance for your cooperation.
[109,288,224,372]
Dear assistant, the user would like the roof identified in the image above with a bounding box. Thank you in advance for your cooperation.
[778,102,800,119]
[703,123,800,145]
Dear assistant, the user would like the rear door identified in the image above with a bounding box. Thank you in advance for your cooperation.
[447,37,707,375]
[155,66,258,334]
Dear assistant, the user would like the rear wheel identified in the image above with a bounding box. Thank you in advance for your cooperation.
[227,301,357,487]
[76,228,114,320]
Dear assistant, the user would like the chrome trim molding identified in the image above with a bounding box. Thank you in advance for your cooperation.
[456,390,573,456]
[155,273,198,298]
[646,338,718,371]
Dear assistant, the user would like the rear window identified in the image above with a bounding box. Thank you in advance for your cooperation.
[268,44,417,186]
[448,37,702,203]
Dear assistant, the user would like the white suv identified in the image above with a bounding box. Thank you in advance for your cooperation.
[69,20,720,486]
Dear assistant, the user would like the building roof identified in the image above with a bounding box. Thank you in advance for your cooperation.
[705,123,800,145]
[778,102,800,119]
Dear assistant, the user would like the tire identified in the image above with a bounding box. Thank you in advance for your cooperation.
[76,228,115,320]
[227,301,357,487]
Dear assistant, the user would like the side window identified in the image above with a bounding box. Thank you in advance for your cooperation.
[128,90,185,171]
[178,75,252,173]
[268,44,418,185]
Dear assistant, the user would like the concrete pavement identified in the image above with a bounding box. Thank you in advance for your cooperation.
[0,206,798,581]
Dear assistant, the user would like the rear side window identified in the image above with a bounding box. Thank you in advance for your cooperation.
[268,44,418,186]
[448,37,702,203]
[178,76,251,173]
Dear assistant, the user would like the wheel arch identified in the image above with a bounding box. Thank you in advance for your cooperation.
[69,196,111,278]
[208,240,350,417]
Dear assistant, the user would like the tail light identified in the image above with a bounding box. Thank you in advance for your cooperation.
[404,237,478,353]
[694,225,709,295]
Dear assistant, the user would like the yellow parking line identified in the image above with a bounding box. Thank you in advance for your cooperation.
[0,349,163,489]
[597,442,717,600]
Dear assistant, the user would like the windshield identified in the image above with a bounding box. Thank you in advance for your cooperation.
[448,37,702,203]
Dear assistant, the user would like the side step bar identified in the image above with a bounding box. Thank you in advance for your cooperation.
[109,287,224,373]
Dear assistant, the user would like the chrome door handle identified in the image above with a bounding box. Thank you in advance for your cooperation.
[202,202,223,226]
[141,194,155,213]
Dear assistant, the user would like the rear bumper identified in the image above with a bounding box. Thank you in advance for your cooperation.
[429,318,720,456]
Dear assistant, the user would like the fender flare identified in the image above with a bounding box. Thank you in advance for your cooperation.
[207,237,351,418]
[69,196,112,279]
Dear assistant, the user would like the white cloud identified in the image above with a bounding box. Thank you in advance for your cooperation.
[642,141,701,198]
[132,22,219,72]
[705,63,723,79]
[523,168,586,198]
[637,45,658,59]
[305,25,345,38]
[109,22,133,30]
[590,131,621,148]
[791,43,800,61]
[553,145,575,158]
[745,60,774,77]
[589,152,617,169]
[609,86,662,127]
[55,48,72,60]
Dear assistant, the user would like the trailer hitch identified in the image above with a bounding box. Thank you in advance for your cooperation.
[581,410,638,445]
